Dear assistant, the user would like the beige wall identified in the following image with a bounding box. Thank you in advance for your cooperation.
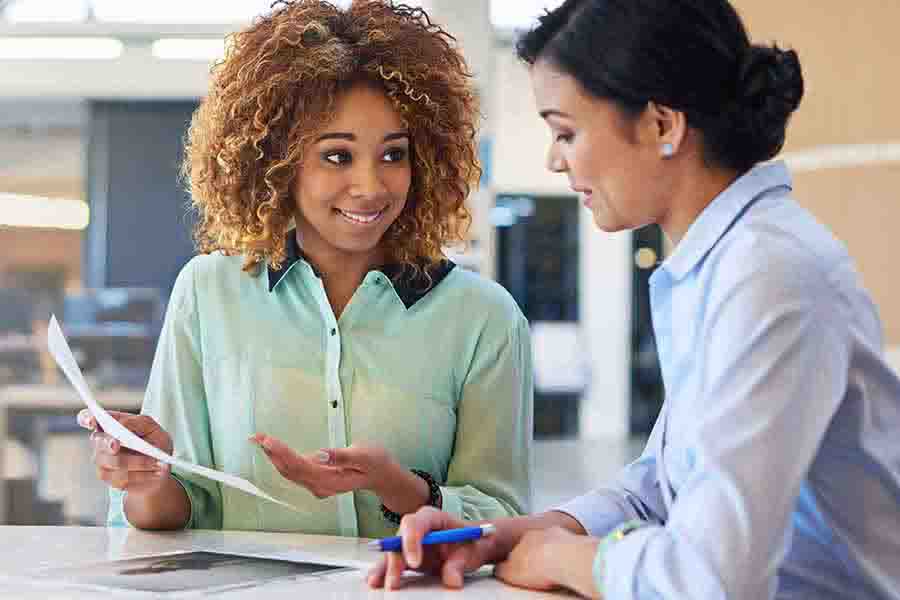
[735,0,900,148]
[792,165,900,344]
[734,0,900,345]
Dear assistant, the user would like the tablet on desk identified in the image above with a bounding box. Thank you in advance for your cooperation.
[27,550,354,596]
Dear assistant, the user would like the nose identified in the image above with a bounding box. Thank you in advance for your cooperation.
[546,144,567,173]
[349,160,387,199]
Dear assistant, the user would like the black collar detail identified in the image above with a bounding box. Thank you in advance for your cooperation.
[267,230,306,292]
[267,231,456,309]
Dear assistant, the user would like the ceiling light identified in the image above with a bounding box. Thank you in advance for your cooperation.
[0,194,90,230]
[151,38,226,61]
[0,37,123,60]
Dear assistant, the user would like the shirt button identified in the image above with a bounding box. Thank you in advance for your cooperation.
[330,328,336,336]
[331,400,338,408]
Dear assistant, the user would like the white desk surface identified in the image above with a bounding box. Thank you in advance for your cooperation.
[0,527,571,599]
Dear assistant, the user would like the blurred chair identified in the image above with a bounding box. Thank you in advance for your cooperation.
[0,288,40,385]
[62,287,163,389]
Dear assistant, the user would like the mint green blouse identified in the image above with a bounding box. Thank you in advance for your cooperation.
[109,236,533,538]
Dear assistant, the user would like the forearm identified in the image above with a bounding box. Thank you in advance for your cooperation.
[375,463,430,516]
[123,476,191,530]
[485,510,587,563]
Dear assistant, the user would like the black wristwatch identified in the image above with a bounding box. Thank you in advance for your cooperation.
[380,469,443,525]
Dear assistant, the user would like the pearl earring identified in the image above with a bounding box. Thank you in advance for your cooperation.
[661,143,674,158]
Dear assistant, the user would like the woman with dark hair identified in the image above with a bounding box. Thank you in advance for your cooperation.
[369,0,900,597]
[77,0,532,539]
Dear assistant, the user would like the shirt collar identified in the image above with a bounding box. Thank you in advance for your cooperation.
[657,161,792,283]
[267,230,456,309]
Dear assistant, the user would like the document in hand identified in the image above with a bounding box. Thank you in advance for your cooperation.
[47,315,305,513]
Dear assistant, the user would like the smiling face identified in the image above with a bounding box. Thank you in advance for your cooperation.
[293,83,411,264]
[530,59,673,233]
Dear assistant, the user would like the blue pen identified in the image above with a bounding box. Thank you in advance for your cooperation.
[368,524,496,552]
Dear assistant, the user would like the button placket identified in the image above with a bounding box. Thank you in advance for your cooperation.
[311,274,358,536]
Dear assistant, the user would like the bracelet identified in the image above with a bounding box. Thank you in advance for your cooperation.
[380,469,443,525]
[594,519,647,595]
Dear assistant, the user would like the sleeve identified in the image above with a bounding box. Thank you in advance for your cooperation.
[598,260,850,600]
[107,258,223,530]
[441,313,533,520]
[553,414,668,537]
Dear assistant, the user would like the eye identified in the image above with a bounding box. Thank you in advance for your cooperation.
[554,132,573,144]
[323,150,352,165]
[383,147,408,163]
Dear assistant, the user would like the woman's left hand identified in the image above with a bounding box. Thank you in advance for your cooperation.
[250,435,429,510]
[250,435,392,498]
[494,527,602,598]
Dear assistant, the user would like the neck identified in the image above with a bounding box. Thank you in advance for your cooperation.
[294,228,385,317]
[659,163,741,246]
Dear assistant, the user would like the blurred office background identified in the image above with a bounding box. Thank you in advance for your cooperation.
[0,0,898,526]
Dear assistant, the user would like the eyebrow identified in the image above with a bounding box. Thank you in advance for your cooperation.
[315,131,410,143]
[538,109,572,120]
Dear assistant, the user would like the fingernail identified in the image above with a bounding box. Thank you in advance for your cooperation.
[315,450,330,464]
[108,439,117,452]
[410,550,421,568]
[387,575,398,589]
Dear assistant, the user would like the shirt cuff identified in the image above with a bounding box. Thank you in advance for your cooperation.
[552,491,633,538]
[169,473,196,530]
[440,486,463,519]
[108,474,193,530]
[596,526,658,600]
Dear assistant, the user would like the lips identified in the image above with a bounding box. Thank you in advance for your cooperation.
[335,207,386,225]
[570,185,593,208]
[570,184,592,196]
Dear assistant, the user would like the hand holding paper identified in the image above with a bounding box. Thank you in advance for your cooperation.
[48,315,304,513]
[78,408,176,494]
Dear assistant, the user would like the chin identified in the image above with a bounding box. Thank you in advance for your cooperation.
[591,214,621,233]
[333,240,381,254]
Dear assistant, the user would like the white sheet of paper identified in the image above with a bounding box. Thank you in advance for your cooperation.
[47,315,305,513]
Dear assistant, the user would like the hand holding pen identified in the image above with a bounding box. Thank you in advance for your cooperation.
[367,507,507,590]
[369,524,496,552]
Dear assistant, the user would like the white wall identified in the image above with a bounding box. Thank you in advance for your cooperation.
[493,49,632,439]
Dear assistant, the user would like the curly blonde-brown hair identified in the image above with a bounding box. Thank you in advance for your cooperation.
[183,0,481,276]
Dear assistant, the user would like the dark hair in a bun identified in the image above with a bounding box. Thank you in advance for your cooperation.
[516,0,805,173]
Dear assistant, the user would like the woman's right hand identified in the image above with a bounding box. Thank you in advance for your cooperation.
[367,506,511,590]
[77,409,173,496]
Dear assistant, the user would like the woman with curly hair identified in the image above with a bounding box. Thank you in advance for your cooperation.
[78,0,532,538]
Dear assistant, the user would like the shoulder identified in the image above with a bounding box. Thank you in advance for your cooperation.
[440,266,527,326]
[183,252,247,283]
[701,196,851,324]
[712,196,848,294]
[169,252,256,310]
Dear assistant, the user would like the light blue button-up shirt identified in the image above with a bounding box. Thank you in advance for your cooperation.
[558,162,900,599]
